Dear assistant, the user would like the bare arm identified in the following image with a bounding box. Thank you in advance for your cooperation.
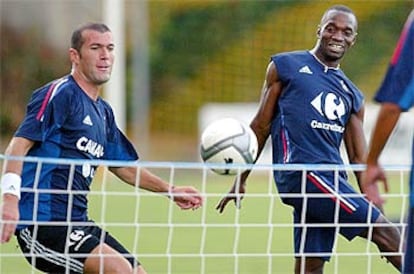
[361,103,401,206]
[250,62,282,163]
[216,61,282,213]
[343,106,367,189]
[3,137,35,175]
[109,166,203,210]
[109,166,169,192]
[366,103,401,166]
[1,137,34,243]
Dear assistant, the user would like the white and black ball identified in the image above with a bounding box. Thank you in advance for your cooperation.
[200,118,258,175]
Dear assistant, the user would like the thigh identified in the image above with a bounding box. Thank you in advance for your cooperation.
[84,243,133,273]
[305,171,380,238]
[102,228,140,268]
[76,223,140,269]
[292,209,336,261]
[283,171,381,258]
[16,222,140,273]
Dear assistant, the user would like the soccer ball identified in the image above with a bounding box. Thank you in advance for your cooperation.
[200,118,258,175]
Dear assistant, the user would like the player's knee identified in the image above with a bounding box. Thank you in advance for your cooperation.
[84,244,134,274]
[133,265,148,274]
[295,258,324,274]
[372,215,401,250]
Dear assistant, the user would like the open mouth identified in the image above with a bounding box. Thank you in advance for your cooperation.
[328,43,344,53]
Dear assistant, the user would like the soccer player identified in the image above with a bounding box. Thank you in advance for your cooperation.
[0,22,203,274]
[362,9,414,274]
[216,5,402,273]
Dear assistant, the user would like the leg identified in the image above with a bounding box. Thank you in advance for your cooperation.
[133,265,147,274]
[16,224,144,273]
[83,243,147,274]
[295,257,325,274]
[306,172,401,272]
[282,172,339,274]
[359,215,402,271]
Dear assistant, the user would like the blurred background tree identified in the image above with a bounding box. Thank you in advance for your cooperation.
[1,0,412,160]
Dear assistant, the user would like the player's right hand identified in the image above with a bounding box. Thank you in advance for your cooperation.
[170,185,204,210]
[216,181,246,214]
[361,164,388,208]
[0,194,19,243]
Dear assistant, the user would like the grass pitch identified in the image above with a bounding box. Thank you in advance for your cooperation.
[0,168,405,274]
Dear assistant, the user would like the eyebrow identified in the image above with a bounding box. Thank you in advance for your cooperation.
[89,42,115,47]
[324,22,355,31]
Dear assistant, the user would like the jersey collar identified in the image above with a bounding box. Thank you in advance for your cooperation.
[308,50,340,73]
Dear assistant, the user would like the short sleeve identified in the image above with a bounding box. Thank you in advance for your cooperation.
[15,78,72,142]
[374,11,414,110]
[101,102,138,161]
[105,128,139,161]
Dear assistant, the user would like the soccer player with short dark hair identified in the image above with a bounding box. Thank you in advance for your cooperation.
[0,22,203,274]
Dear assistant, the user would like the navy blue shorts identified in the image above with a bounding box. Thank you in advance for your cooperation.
[16,221,140,273]
[280,171,381,261]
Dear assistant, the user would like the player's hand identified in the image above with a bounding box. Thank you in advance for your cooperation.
[216,180,246,213]
[361,164,388,208]
[170,186,203,210]
[0,194,19,243]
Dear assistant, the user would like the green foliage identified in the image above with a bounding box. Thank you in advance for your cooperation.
[150,1,299,98]
[0,25,68,132]
[148,1,412,136]
[1,1,412,141]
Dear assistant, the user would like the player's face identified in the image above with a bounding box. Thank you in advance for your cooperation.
[75,30,115,85]
[316,11,357,65]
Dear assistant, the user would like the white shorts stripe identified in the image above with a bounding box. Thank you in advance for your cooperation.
[308,171,357,212]
[20,228,84,273]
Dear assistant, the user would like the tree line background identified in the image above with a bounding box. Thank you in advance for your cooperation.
[1,0,412,160]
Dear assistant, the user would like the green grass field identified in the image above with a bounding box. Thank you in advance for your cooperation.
[0,168,406,274]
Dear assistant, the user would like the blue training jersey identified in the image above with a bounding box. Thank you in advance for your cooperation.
[374,10,414,207]
[15,75,138,230]
[270,51,364,192]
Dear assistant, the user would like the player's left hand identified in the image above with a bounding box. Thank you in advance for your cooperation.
[216,180,246,213]
[170,186,203,210]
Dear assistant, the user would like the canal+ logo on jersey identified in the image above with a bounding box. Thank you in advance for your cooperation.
[310,92,346,133]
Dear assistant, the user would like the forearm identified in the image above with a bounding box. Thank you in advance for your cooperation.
[366,103,401,165]
[137,168,172,193]
[110,166,171,194]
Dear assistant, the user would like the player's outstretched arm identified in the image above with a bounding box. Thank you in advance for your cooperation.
[216,61,281,214]
[110,166,203,210]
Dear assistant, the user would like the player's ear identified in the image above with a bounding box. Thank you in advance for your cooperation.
[316,25,321,38]
[350,32,358,47]
[69,48,80,64]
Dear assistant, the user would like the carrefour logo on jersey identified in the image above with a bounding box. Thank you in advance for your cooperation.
[76,136,104,158]
[310,92,345,133]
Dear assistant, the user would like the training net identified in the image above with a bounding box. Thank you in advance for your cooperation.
[1,1,412,274]
[0,156,407,274]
